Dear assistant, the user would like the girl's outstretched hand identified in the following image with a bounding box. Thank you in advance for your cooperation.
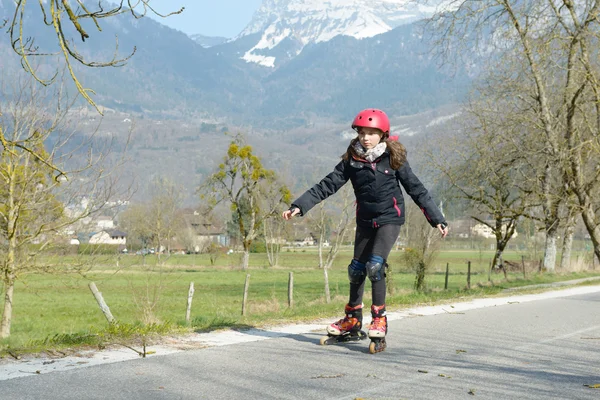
[282,207,300,220]
[437,223,449,238]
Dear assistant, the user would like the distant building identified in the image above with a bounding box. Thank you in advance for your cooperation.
[89,230,127,245]
[471,223,517,239]
[448,219,473,239]
[289,221,318,246]
[95,216,115,230]
[293,235,316,247]
[179,210,228,252]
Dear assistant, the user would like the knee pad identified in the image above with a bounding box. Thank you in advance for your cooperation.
[366,255,385,282]
[347,259,366,284]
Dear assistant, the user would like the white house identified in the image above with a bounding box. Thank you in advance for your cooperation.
[293,235,316,247]
[89,230,127,245]
[95,216,115,230]
[471,223,518,239]
[178,210,228,252]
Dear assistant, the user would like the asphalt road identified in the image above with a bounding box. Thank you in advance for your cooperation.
[2,286,600,400]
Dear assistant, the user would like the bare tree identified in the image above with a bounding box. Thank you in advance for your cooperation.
[262,175,294,267]
[474,72,566,272]
[403,202,443,291]
[146,178,185,257]
[118,202,151,262]
[431,105,536,275]
[0,2,181,180]
[1,0,183,112]
[201,133,291,270]
[559,197,579,270]
[120,177,185,259]
[308,185,354,303]
[117,178,185,323]
[0,74,128,338]
[311,203,332,269]
[426,0,600,267]
[263,216,284,268]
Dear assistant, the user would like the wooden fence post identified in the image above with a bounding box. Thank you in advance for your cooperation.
[186,282,195,324]
[88,282,115,324]
[444,263,449,290]
[521,255,526,279]
[288,272,294,308]
[242,274,251,316]
[467,261,471,290]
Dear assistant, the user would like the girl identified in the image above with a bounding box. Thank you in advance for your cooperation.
[282,108,448,352]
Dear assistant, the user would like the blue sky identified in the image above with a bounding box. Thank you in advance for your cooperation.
[146,0,264,38]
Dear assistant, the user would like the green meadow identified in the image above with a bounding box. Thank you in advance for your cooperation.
[1,247,599,354]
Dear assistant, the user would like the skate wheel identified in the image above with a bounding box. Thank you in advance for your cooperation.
[369,341,377,354]
[320,336,331,345]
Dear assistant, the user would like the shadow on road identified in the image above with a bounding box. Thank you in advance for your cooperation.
[198,325,373,354]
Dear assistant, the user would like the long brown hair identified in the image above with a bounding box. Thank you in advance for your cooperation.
[342,136,407,170]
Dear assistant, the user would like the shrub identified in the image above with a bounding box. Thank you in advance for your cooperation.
[78,244,122,255]
[250,241,267,253]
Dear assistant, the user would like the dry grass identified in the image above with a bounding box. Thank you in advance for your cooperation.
[249,297,282,314]
[562,255,593,273]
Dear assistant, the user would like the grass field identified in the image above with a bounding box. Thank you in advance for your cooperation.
[1,247,598,354]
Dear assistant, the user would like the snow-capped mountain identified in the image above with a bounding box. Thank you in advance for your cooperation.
[190,34,228,48]
[237,0,438,67]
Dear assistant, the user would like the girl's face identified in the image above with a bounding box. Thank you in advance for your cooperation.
[358,127,383,149]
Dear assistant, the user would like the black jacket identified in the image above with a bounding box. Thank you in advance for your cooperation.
[291,151,446,228]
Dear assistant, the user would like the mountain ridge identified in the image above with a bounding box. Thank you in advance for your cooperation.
[236,0,440,67]
[0,0,467,130]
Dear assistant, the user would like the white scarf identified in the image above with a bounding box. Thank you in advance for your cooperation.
[353,141,387,162]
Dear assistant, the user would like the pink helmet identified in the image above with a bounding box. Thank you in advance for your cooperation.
[351,108,390,134]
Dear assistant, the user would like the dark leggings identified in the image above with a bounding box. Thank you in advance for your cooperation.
[349,224,401,308]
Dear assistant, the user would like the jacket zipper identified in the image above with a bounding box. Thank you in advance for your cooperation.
[393,197,401,217]
[421,207,432,222]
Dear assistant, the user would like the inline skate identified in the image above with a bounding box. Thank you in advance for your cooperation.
[368,304,387,354]
[319,303,367,346]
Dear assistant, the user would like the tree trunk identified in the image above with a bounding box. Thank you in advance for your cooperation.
[492,241,508,279]
[315,204,326,269]
[1,224,16,338]
[541,161,559,273]
[318,236,324,269]
[264,221,282,268]
[579,205,600,267]
[569,160,600,265]
[323,266,331,304]
[241,247,250,270]
[240,209,257,271]
[492,247,504,270]
[1,174,17,338]
[264,224,274,267]
[266,239,280,268]
[543,230,558,272]
[0,277,14,338]
[273,247,279,268]
[156,239,162,264]
[414,260,427,291]
[559,222,575,270]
